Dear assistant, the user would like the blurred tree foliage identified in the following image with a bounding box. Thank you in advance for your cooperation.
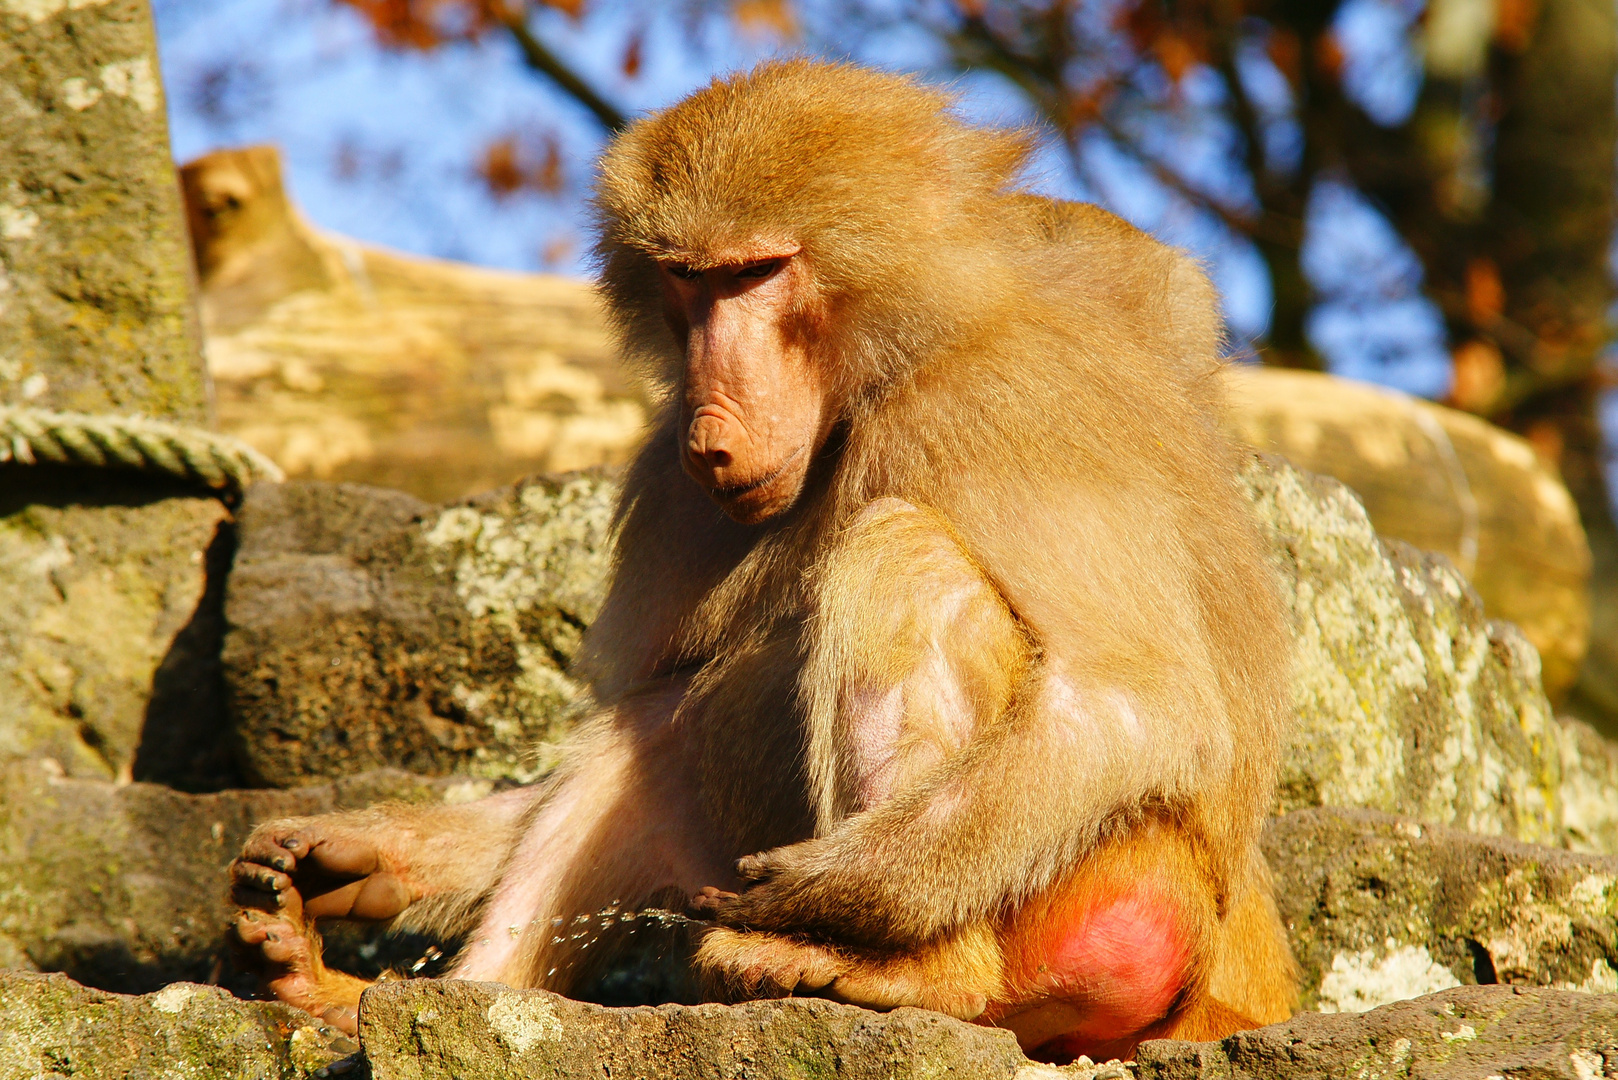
[334,0,1618,714]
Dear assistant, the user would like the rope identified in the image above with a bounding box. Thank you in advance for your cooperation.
[0,406,284,493]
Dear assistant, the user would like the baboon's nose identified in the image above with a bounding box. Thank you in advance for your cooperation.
[687,414,736,477]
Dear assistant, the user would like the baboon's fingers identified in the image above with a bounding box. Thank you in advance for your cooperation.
[688,886,738,918]
[695,927,846,997]
[230,858,292,897]
[827,969,988,1019]
[241,829,304,873]
[258,925,311,966]
[232,907,309,965]
[232,910,273,948]
[734,854,773,881]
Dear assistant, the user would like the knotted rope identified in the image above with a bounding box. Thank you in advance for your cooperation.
[0,406,284,494]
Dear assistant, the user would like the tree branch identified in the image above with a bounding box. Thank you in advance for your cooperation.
[948,14,1301,247]
[491,0,627,132]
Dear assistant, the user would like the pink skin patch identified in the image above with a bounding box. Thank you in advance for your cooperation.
[987,886,1193,1061]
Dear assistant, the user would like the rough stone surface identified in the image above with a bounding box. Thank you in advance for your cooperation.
[1135,985,1618,1079]
[0,970,356,1079]
[223,471,614,786]
[1265,807,1618,1014]
[0,758,481,995]
[1243,456,1618,852]
[0,469,231,787]
[359,979,1029,1080]
[0,0,207,420]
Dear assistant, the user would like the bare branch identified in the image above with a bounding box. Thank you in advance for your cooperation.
[490,0,627,132]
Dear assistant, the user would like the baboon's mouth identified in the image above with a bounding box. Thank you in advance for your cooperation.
[709,443,805,501]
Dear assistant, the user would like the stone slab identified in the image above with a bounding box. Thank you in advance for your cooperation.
[1136,985,1618,1079]
[358,979,1030,1080]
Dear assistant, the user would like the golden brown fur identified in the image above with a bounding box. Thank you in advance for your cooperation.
[228,59,1296,1057]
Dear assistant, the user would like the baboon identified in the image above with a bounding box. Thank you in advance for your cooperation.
[231,59,1298,1061]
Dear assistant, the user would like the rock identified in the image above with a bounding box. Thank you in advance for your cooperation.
[1243,455,1618,851]
[1561,716,1618,856]
[182,145,645,503]
[0,758,481,995]
[1226,366,1590,702]
[1135,985,1618,1079]
[223,471,615,787]
[358,978,1029,1080]
[0,970,357,1080]
[0,0,207,420]
[0,469,232,787]
[1264,807,1618,1013]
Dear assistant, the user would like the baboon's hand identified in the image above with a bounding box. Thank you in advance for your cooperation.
[230,816,413,922]
[692,841,827,936]
[693,926,990,1020]
[693,926,846,1000]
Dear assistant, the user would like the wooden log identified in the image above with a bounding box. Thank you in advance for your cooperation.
[181,146,647,504]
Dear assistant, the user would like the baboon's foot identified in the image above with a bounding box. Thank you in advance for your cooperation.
[231,889,370,1035]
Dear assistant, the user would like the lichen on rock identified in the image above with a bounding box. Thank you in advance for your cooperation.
[0,472,230,787]
[0,970,355,1079]
[359,979,1030,1080]
[1134,984,1618,1080]
[1265,806,1618,1013]
[1242,456,1617,850]
[224,470,617,786]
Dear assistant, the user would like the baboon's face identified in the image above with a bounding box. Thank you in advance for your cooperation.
[657,248,833,525]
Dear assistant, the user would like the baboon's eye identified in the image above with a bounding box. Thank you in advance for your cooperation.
[666,263,701,280]
[736,260,781,279]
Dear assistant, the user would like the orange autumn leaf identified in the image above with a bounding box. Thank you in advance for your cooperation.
[1494,0,1540,53]
[1153,32,1198,83]
[477,132,567,198]
[1267,29,1302,86]
[537,0,586,18]
[622,30,644,79]
[479,137,525,197]
[1449,339,1506,414]
[1466,257,1505,325]
[1313,30,1344,80]
[336,0,507,49]
[339,0,442,48]
[733,0,796,38]
[534,135,564,193]
[542,233,576,266]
